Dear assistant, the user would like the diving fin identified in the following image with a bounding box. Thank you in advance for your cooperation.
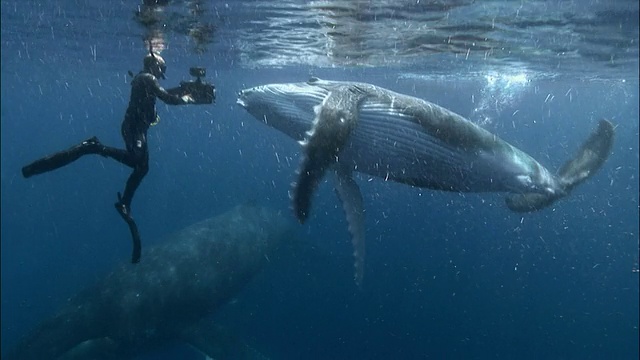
[21,137,103,178]
[114,192,142,263]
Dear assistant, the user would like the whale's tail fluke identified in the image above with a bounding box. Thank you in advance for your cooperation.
[505,119,615,212]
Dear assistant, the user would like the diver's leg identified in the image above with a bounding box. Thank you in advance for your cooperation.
[98,146,136,168]
[113,120,149,263]
[113,141,148,264]
[116,157,149,214]
[90,117,146,168]
[114,181,143,263]
[22,137,105,178]
[114,126,149,216]
[103,117,147,169]
[113,158,147,264]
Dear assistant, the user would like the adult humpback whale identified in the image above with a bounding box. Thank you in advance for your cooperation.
[5,205,293,360]
[237,77,614,285]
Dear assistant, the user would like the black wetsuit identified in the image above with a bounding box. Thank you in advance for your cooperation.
[115,71,187,210]
[22,70,188,262]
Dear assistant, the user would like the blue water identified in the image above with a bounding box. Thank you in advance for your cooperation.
[2,1,638,359]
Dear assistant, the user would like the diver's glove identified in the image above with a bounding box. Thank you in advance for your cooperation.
[181,95,195,104]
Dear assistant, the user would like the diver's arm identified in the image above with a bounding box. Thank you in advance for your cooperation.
[146,75,193,105]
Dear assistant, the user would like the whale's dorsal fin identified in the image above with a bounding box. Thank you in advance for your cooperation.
[334,168,366,286]
[292,85,368,222]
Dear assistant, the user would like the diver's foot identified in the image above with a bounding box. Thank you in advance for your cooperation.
[115,201,132,221]
[81,136,101,146]
[114,193,132,220]
[115,201,127,215]
[81,136,107,157]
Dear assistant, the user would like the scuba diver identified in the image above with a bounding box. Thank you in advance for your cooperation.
[22,51,196,263]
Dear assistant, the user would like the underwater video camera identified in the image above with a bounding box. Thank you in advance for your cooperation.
[169,67,216,104]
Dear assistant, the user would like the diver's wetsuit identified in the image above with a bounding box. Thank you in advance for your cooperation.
[115,72,187,212]
[21,70,188,262]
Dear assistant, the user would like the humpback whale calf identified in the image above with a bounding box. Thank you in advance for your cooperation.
[5,205,293,360]
[237,77,614,285]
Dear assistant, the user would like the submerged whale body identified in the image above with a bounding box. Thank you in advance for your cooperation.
[6,205,293,360]
[237,77,615,285]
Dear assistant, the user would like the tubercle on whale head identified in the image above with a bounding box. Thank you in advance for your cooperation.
[237,85,267,99]
[237,87,273,114]
[237,88,258,107]
[236,89,247,107]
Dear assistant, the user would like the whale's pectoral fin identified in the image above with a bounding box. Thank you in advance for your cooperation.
[292,86,366,223]
[506,119,615,212]
[334,168,366,286]
[182,321,270,360]
[556,119,615,190]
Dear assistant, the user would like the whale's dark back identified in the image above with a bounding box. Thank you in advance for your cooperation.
[7,205,293,360]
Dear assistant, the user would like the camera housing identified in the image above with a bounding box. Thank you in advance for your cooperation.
[167,66,216,104]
